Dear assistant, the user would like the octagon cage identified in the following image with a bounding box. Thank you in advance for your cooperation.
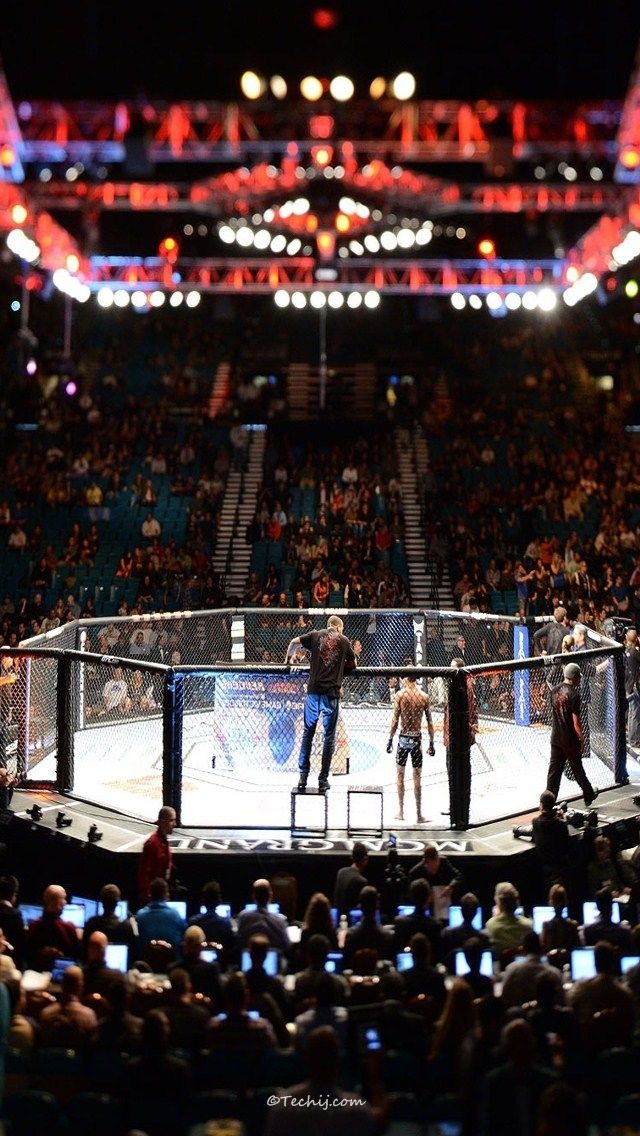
[0,607,626,832]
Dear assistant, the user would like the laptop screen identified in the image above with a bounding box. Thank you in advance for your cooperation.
[241,948,278,976]
[62,903,86,929]
[396,951,414,972]
[621,956,640,975]
[50,957,76,983]
[244,903,280,914]
[448,905,482,931]
[532,905,568,935]
[105,943,129,972]
[71,895,99,920]
[18,904,43,925]
[454,950,493,978]
[325,952,344,974]
[570,948,596,981]
[583,900,620,926]
[166,900,187,920]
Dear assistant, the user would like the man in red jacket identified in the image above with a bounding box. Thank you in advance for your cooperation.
[137,806,176,905]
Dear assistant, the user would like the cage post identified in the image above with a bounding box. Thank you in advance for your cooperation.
[447,668,471,829]
[56,653,74,793]
[163,667,183,822]
[612,647,628,783]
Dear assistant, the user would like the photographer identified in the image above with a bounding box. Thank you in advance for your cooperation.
[382,835,407,920]
[531,790,571,891]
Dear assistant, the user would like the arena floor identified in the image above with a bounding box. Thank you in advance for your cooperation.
[30,705,640,830]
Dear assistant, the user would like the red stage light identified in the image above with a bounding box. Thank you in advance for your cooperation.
[311,145,333,168]
[159,236,179,263]
[317,231,335,259]
[313,7,338,29]
[478,237,496,258]
[621,147,640,170]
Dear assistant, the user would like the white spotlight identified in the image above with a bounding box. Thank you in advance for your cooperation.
[310,291,326,308]
[96,287,114,308]
[486,291,503,311]
[415,228,432,246]
[364,234,380,253]
[380,231,398,251]
[505,292,522,310]
[391,72,416,100]
[537,287,557,312]
[363,290,380,309]
[329,75,354,102]
[218,225,235,244]
[397,229,416,249]
[287,239,302,255]
[450,292,466,310]
[149,290,165,307]
[291,291,307,308]
[186,291,201,308]
[270,75,287,99]
[169,291,183,307]
[328,291,344,309]
[521,290,538,310]
[131,290,147,309]
[236,228,254,248]
[270,235,287,254]
[468,294,482,310]
[274,290,290,308]
[347,292,363,308]
[113,289,130,308]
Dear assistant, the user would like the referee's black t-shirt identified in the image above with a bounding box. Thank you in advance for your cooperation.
[299,629,356,697]
[550,682,581,748]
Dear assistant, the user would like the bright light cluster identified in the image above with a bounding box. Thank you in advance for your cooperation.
[51,268,90,303]
[95,289,201,310]
[218,221,310,256]
[274,290,380,309]
[612,230,640,268]
[6,228,40,264]
[562,273,599,307]
[239,71,416,102]
[450,288,558,313]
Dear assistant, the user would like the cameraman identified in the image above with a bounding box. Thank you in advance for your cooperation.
[531,790,571,891]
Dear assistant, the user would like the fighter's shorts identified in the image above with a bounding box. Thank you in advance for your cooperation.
[396,734,423,769]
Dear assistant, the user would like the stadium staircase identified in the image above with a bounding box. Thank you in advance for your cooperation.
[215,429,267,599]
[395,426,454,610]
[207,361,232,419]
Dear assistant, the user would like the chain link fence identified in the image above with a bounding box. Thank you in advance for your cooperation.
[8,607,625,829]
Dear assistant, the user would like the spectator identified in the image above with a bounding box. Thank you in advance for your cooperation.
[539,884,580,954]
[479,1018,557,1136]
[207,971,277,1057]
[293,933,348,1010]
[25,884,80,970]
[333,842,369,915]
[499,930,565,1009]
[39,965,98,1049]
[485,882,532,962]
[237,878,291,952]
[343,885,394,967]
[581,887,633,952]
[135,877,186,954]
[394,877,443,961]
[187,879,236,959]
[408,842,463,907]
[162,967,210,1051]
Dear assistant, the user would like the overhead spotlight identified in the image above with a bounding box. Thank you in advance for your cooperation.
[625,279,639,298]
[131,290,147,309]
[113,289,130,308]
[26,804,43,822]
[537,287,557,312]
[486,291,503,311]
[391,71,416,100]
[300,76,324,102]
[347,291,363,308]
[329,75,354,102]
[363,290,380,309]
[328,290,344,308]
[11,203,28,226]
[291,291,307,309]
[56,811,72,829]
[270,75,287,99]
[96,287,114,308]
[369,77,386,100]
[505,292,522,310]
[468,294,482,310]
[478,237,496,258]
[185,291,201,308]
[521,290,539,311]
[240,71,265,99]
[450,292,466,310]
[169,291,183,307]
[274,289,290,308]
[87,823,102,844]
[310,291,326,308]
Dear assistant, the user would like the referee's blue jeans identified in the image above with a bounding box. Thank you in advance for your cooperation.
[298,693,339,783]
